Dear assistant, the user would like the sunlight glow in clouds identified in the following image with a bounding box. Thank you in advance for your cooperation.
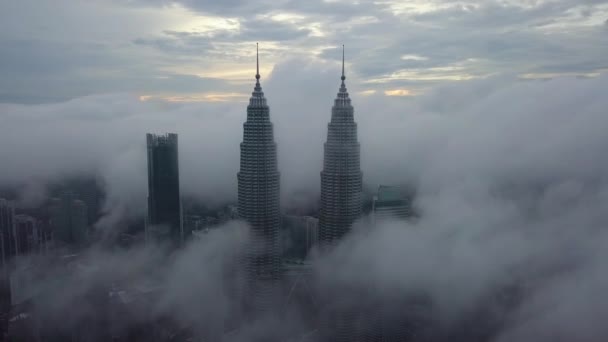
[384,89,414,96]
[358,89,377,96]
[367,58,493,84]
[139,92,249,103]
[401,54,429,61]
[367,66,477,83]
[161,63,268,84]
[164,3,241,36]
[175,16,240,37]
[519,70,608,80]
[158,40,283,84]
[374,0,467,15]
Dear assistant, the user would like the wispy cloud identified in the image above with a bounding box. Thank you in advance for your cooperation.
[0,0,607,103]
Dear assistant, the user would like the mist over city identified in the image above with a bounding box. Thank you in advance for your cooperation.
[1,1,608,341]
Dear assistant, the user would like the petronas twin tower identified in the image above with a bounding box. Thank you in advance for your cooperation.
[237,44,362,313]
[319,49,363,247]
[237,44,282,312]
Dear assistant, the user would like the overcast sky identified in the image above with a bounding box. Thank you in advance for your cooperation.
[1,0,607,103]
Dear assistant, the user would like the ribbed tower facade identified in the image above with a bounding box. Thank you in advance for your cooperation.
[318,47,364,342]
[237,45,281,314]
[319,47,362,247]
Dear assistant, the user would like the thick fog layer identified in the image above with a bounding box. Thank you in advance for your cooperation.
[1,61,606,217]
[2,62,608,340]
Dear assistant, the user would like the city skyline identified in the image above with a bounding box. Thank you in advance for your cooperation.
[1,1,608,341]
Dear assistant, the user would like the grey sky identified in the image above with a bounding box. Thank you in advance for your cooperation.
[1,0,607,103]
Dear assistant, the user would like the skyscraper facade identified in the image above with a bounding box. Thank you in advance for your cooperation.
[318,47,364,342]
[49,192,88,246]
[237,45,281,313]
[319,47,363,247]
[146,133,182,247]
[372,185,414,225]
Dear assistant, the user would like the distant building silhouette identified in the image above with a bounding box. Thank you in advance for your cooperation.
[303,216,318,256]
[14,214,52,256]
[282,215,319,259]
[237,44,281,314]
[50,178,104,226]
[0,270,8,341]
[0,199,16,266]
[0,199,14,340]
[146,133,182,247]
[372,185,414,225]
[319,45,362,248]
[49,192,88,246]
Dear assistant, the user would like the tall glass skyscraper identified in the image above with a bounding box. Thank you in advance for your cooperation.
[237,44,281,314]
[319,46,363,247]
[146,133,182,247]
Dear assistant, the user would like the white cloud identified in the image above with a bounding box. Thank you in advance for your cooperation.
[401,54,429,61]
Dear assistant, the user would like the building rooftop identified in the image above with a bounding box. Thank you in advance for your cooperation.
[377,185,408,202]
[146,133,178,146]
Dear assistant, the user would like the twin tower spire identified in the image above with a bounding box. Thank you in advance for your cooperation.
[256,42,260,81]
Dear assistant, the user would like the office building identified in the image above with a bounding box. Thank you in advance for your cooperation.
[146,133,182,247]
